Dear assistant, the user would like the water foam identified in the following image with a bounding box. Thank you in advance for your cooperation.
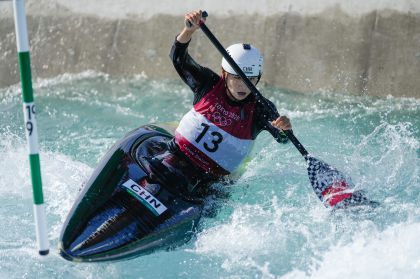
[0,132,91,238]
[0,75,418,277]
[285,222,420,279]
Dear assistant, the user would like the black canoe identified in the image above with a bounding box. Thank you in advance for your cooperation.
[59,124,210,262]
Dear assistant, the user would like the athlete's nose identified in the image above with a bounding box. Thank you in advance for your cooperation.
[238,80,249,91]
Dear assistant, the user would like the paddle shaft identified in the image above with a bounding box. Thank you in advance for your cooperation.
[197,19,309,157]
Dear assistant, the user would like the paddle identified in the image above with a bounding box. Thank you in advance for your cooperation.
[191,11,378,209]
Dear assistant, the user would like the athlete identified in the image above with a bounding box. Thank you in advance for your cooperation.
[164,10,292,182]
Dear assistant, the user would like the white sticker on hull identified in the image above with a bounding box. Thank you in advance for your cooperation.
[122,179,167,216]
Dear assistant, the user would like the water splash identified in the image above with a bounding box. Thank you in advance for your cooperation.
[0,75,419,278]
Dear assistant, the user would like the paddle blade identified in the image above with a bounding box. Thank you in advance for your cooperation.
[305,155,378,209]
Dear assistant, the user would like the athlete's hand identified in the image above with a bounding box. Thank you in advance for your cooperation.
[177,10,206,43]
[184,10,206,31]
[271,115,292,131]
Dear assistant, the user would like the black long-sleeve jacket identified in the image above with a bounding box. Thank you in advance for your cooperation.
[170,39,288,143]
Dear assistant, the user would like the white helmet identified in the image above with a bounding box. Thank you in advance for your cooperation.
[221,43,263,77]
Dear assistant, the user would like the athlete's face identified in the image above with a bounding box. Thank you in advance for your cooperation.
[225,73,259,101]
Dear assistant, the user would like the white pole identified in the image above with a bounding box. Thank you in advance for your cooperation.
[12,0,49,255]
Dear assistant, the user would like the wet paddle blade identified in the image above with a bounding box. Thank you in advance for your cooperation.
[305,155,379,209]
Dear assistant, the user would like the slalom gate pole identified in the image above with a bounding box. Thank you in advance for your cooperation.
[12,0,49,255]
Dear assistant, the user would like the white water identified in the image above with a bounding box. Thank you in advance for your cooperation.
[0,72,419,278]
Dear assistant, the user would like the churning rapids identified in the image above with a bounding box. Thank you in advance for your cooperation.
[0,72,419,278]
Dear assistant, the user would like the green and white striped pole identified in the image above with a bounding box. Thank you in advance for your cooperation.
[12,0,49,255]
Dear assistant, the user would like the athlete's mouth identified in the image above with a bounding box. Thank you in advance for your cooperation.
[237,92,247,96]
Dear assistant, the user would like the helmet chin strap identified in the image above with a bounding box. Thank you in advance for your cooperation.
[223,72,241,102]
[225,86,239,102]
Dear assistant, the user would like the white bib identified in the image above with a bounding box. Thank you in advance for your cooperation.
[176,109,253,173]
